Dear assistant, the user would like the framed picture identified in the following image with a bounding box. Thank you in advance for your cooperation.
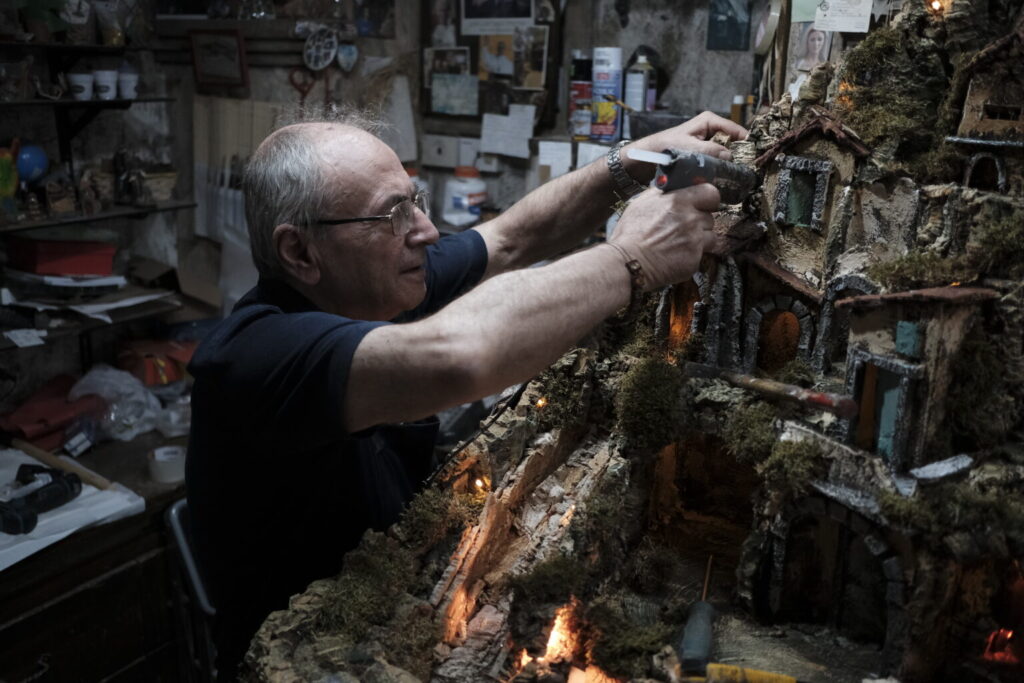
[425,47,472,88]
[785,21,833,100]
[707,0,752,51]
[190,30,249,92]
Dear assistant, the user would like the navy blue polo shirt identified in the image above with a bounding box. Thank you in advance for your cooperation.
[185,230,487,679]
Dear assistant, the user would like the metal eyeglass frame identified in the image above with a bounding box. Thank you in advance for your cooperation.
[314,190,431,236]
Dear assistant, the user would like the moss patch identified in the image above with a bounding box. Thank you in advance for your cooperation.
[723,402,778,464]
[946,326,1020,451]
[511,553,587,608]
[967,203,1024,280]
[614,356,686,451]
[396,487,480,552]
[867,250,976,290]
[756,439,827,493]
[878,489,938,528]
[772,358,815,387]
[583,594,674,680]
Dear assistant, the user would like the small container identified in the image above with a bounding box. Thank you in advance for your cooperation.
[442,166,487,228]
[67,72,94,100]
[568,49,593,140]
[118,71,139,99]
[590,47,623,143]
[624,54,656,138]
[92,69,117,100]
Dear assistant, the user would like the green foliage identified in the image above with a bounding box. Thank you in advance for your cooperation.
[946,327,1020,450]
[968,203,1024,280]
[867,251,975,290]
[614,356,685,451]
[510,553,586,607]
[584,595,673,679]
[723,402,777,464]
[536,360,590,430]
[624,538,683,595]
[396,487,479,552]
[381,598,440,681]
[756,439,826,493]
[318,532,416,634]
[773,358,815,387]
[877,489,938,528]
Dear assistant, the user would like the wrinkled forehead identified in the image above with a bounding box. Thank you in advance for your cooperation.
[308,125,412,212]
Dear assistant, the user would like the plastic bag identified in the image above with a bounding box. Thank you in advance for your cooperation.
[69,364,160,441]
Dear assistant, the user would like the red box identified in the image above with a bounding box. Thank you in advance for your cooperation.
[6,235,117,276]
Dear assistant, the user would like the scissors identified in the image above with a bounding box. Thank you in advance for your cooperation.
[289,67,315,107]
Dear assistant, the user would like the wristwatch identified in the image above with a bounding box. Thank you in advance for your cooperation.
[606,140,647,198]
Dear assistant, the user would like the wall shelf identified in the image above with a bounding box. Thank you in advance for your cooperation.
[0,96,173,109]
[0,200,196,235]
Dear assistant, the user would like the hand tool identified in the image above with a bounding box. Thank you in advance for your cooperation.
[683,361,859,419]
[289,67,315,107]
[627,147,758,204]
[685,663,807,683]
[0,464,82,535]
[0,432,112,490]
[678,555,716,674]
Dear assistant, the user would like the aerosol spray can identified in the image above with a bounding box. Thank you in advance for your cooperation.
[590,46,622,143]
[568,50,592,140]
[623,53,655,139]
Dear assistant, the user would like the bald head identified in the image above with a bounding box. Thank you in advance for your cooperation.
[243,113,384,280]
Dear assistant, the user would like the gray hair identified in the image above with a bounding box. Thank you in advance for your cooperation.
[243,106,384,280]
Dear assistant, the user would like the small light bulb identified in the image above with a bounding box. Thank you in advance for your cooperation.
[474,478,485,489]
[535,397,548,408]
[930,0,941,10]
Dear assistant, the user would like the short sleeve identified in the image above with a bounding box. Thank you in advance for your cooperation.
[398,229,487,321]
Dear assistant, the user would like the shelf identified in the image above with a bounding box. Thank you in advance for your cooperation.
[0,40,148,54]
[0,200,196,235]
[0,96,173,109]
[0,294,183,352]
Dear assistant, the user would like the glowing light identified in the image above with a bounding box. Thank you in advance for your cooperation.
[542,603,577,663]
[474,478,485,489]
[983,628,1020,664]
[519,648,533,668]
[930,0,942,9]
[950,281,962,287]
[536,397,548,409]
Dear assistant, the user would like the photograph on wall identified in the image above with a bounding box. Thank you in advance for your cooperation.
[461,0,533,36]
[785,21,833,100]
[534,0,556,23]
[706,0,751,50]
[427,0,458,46]
[333,0,396,38]
[425,47,471,88]
[478,34,516,80]
[431,73,479,115]
[512,25,548,89]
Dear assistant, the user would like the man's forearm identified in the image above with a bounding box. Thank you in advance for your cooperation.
[344,243,631,431]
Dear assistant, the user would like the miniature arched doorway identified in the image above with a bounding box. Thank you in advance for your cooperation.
[813,275,879,375]
[766,496,909,660]
[743,296,814,374]
[964,153,1007,193]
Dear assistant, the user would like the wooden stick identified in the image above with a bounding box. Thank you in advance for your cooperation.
[10,437,112,490]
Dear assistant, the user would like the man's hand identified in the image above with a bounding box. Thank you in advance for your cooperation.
[626,112,748,183]
[609,183,721,291]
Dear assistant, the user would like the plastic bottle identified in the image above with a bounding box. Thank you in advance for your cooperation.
[590,46,622,143]
[568,49,592,140]
[623,54,655,139]
[442,166,487,228]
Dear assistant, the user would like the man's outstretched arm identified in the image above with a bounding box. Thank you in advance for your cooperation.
[474,112,748,279]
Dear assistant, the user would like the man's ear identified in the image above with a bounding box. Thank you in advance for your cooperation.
[273,224,321,285]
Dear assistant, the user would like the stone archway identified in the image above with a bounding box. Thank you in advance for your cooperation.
[964,153,1007,193]
[743,295,814,374]
[813,274,879,374]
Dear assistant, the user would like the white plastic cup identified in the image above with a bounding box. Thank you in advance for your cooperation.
[92,70,118,100]
[67,72,94,100]
[118,72,139,99]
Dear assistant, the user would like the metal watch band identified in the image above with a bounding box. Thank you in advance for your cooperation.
[606,140,647,198]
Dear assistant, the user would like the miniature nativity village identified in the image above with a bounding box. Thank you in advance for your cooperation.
[240,2,1024,682]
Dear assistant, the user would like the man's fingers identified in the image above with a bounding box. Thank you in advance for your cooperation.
[682,111,749,142]
[689,139,731,160]
[676,182,721,211]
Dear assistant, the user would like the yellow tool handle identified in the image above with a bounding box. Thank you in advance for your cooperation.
[12,437,113,490]
[706,663,799,683]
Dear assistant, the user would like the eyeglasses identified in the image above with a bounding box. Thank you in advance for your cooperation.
[314,191,431,236]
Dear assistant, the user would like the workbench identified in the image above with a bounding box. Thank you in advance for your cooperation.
[0,433,187,682]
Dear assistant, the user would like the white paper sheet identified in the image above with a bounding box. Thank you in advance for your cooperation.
[577,142,610,168]
[815,0,872,32]
[480,104,536,159]
[379,75,418,163]
[538,141,573,178]
[458,137,481,167]
[0,449,145,572]
[3,329,47,347]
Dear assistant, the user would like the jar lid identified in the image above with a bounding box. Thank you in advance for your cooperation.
[454,165,480,178]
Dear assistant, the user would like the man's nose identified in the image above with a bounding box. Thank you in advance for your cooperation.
[406,205,440,246]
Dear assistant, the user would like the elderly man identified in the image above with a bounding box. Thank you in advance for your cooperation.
[186,110,746,679]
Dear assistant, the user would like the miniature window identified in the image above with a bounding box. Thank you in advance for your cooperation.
[772,155,834,233]
[983,103,1023,121]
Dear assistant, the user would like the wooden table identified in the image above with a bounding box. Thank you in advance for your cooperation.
[0,433,188,683]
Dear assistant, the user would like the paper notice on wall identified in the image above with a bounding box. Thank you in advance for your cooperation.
[577,142,609,168]
[792,0,819,22]
[480,104,535,159]
[379,75,418,162]
[538,141,572,178]
[458,137,481,166]
[815,0,872,32]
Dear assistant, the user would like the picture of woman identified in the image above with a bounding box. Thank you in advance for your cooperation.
[786,22,832,100]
